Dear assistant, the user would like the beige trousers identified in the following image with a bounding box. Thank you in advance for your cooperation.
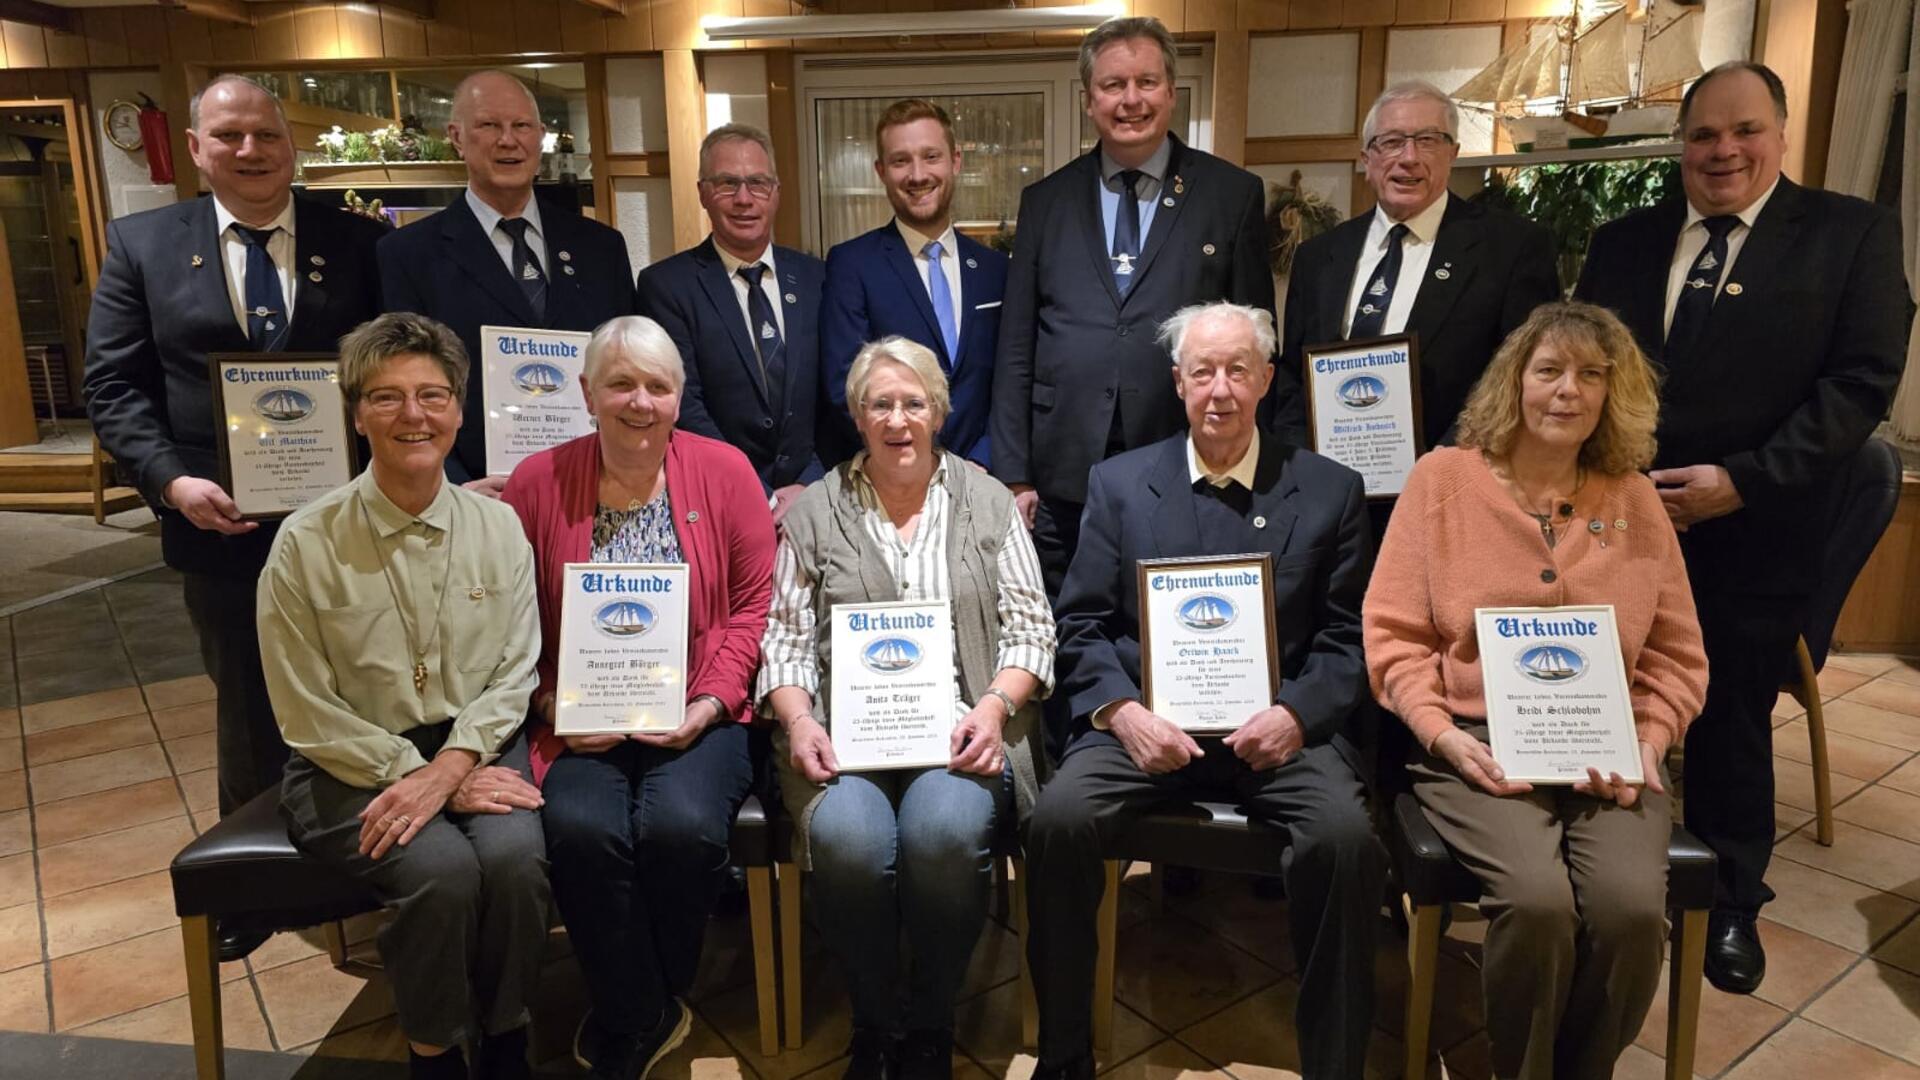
[1410,724,1671,1080]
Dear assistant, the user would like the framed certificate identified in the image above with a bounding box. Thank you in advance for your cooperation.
[1136,553,1281,732]
[1303,334,1425,499]
[555,563,690,735]
[828,600,955,772]
[479,325,594,478]
[1475,605,1642,784]
[208,352,357,520]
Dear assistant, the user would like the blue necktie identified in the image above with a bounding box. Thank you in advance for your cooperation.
[1349,222,1410,340]
[1665,215,1741,364]
[737,264,786,408]
[499,218,547,323]
[236,226,288,352]
[1111,169,1143,295]
[924,240,959,368]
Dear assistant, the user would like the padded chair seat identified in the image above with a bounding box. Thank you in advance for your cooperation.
[1108,801,1290,876]
[169,789,379,925]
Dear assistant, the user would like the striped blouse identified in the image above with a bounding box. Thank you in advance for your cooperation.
[758,454,1055,718]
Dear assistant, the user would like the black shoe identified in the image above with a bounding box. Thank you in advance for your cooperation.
[1030,1054,1096,1080]
[1704,910,1766,994]
[595,1000,692,1080]
[574,1009,607,1071]
[407,1046,467,1080]
[898,1028,952,1080]
[477,1025,531,1080]
[842,1028,900,1080]
[215,923,270,963]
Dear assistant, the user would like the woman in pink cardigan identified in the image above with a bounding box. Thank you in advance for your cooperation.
[502,316,774,1080]
[1364,302,1707,1080]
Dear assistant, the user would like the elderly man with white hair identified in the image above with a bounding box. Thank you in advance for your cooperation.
[1025,301,1385,1080]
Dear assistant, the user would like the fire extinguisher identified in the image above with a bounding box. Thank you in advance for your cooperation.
[136,93,173,185]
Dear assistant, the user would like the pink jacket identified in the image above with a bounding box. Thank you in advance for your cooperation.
[502,430,775,786]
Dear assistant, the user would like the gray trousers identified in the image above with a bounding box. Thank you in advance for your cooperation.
[1409,724,1671,1080]
[281,725,550,1048]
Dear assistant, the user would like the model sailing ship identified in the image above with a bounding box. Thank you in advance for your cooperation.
[1452,0,1706,152]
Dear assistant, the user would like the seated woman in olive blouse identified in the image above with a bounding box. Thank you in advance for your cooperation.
[259,312,548,1080]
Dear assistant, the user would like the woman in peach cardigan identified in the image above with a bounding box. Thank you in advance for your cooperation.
[1363,301,1707,1080]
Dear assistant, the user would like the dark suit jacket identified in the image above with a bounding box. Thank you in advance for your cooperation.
[1054,434,1375,774]
[820,222,1007,467]
[82,193,387,578]
[377,192,636,483]
[1282,195,1560,447]
[1574,178,1910,596]
[991,137,1278,505]
[635,238,826,492]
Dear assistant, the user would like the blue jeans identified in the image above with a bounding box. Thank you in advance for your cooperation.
[542,723,751,1036]
[806,765,1008,1034]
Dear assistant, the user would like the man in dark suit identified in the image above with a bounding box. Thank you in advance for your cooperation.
[1576,61,1910,994]
[1025,302,1385,1080]
[379,69,635,492]
[1282,81,1559,451]
[991,15,1281,592]
[636,123,825,518]
[82,75,386,917]
[820,98,1006,467]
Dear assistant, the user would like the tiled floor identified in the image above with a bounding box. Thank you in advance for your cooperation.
[2,569,1919,1077]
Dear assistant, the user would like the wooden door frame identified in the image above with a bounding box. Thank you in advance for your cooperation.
[0,98,105,288]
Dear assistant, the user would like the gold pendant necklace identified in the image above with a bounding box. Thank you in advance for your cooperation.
[360,497,454,697]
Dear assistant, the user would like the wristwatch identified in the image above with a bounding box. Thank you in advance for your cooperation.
[982,687,1018,721]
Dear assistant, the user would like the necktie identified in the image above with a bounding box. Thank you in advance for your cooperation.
[1665,215,1741,364]
[1111,169,1144,295]
[235,226,289,352]
[923,240,960,368]
[499,218,547,322]
[1349,222,1410,340]
[737,264,787,407]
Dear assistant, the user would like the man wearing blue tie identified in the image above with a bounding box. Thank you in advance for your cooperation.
[819,99,1007,468]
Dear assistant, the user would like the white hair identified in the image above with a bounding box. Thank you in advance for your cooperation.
[1157,302,1277,366]
[846,336,951,429]
[1361,80,1460,145]
[583,316,685,393]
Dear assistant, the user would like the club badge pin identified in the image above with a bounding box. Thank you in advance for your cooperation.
[784,292,798,304]
[1614,519,1628,530]
[558,250,572,262]
[1725,282,1744,296]
[1253,515,1267,529]
[309,271,323,283]
[564,265,576,275]
[1589,519,1605,534]
[191,255,204,268]
[1203,243,1216,255]
[1163,197,1175,208]
[965,258,977,269]
[1435,267,1451,280]
[469,586,487,600]
[686,511,699,524]
[1173,176,1185,195]
[309,254,325,267]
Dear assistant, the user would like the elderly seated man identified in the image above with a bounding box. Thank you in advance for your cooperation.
[1024,301,1386,1080]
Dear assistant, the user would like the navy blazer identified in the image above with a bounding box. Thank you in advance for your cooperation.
[636,238,826,492]
[1282,195,1560,448]
[1054,434,1375,773]
[378,192,636,483]
[1574,178,1910,596]
[82,193,387,578]
[819,221,1007,467]
[991,137,1280,506]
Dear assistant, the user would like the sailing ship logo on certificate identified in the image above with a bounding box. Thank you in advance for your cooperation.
[1517,643,1588,684]
[1336,375,1387,411]
[512,361,566,397]
[861,636,923,674]
[252,387,315,425]
[1176,594,1238,632]
[593,600,657,639]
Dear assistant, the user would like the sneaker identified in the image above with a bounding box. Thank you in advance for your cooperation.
[898,1028,952,1080]
[596,999,693,1080]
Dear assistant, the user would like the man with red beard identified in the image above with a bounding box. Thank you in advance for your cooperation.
[819,99,1006,468]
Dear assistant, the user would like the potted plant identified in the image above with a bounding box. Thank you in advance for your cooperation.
[303,122,468,188]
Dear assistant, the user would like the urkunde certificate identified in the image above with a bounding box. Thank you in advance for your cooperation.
[828,600,955,772]
[1304,335,1424,498]
[1475,605,1642,784]
[555,563,689,735]
[480,325,593,478]
[1137,554,1280,732]
[210,353,356,520]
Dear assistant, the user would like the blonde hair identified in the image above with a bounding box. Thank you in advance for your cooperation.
[1454,301,1660,475]
[339,312,468,406]
[845,336,951,430]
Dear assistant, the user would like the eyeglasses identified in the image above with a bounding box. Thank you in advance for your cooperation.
[362,386,456,414]
[1365,130,1455,157]
[700,174,778,200]
[863,396,931,421]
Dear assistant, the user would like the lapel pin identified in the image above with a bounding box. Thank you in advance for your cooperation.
[1588,519,1605,534]
[469,586,487,600]
[1173,175,1185,195]
[1163,196,1175,208]
[686,510,699,524]
[558,250,572,262]
[1202,243,1216,256]
[1614,519,1628,530]
[784,292,798,304]
[1253,515,1267,529]
[965,257,977,269]
[308,271,323,283]
[1725,282,1743,296]
[191,255,203,268]
[309,254,325,267]
[1435,267,1451,280]
[563,265,576,275]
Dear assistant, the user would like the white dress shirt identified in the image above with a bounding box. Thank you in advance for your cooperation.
[464,188,549,281]
[1098,138,1171,256]
[895,219,963,342]
[1340,192,1451,337]
[214,196,296,335]
[715,242,787,340]
[1662,178,1780,335]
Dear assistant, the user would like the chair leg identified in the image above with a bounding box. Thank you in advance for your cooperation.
[180,915,225,1080]
[1665,908,1708,1080]
[778,861,804,1051]
[746,866,779,1058]
[1093,861,1119,1055]
[322,920,349,969]
[1402,897,1442,1080]
[1011,856,1037,1049]
[1797,638,1835,847]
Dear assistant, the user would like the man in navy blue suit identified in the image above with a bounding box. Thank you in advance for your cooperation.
[636,124,825,520]
[820,99,1006,467]
[379,69,635,493]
